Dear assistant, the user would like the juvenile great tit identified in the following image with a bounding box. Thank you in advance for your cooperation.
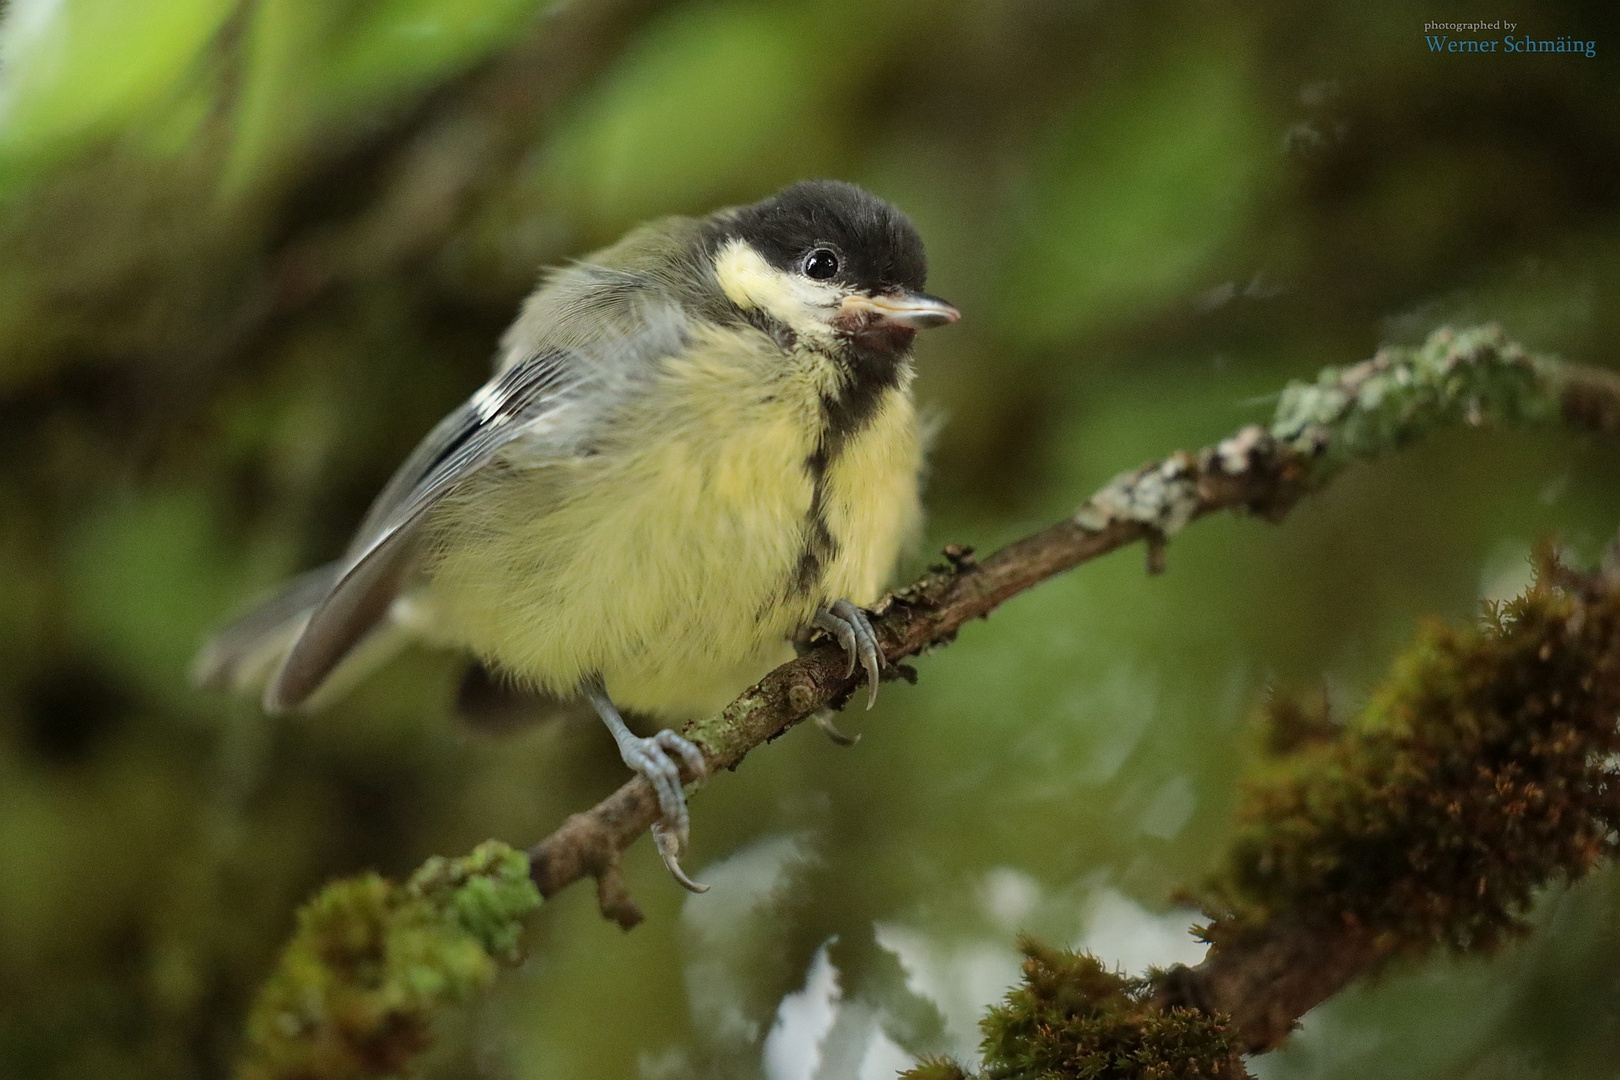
[193,179,959,889]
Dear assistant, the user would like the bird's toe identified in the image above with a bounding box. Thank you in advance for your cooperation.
[620,729,707,893]
[815,599,884,709]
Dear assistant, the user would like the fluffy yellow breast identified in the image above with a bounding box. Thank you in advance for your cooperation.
[819,375,924,606]
[419,323,922,720]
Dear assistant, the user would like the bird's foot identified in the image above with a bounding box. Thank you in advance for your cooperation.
[581,675,710,893]
[814,598,884,709]
[615,727,709,893]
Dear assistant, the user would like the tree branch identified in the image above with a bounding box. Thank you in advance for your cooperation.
[528,324,1620,928]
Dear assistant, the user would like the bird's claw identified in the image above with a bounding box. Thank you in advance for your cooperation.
[815,599,883,709]
[812,708,861,746]
[653,822,709,893]
[618,728,709,893]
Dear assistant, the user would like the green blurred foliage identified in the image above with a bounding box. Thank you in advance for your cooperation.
[0,0,1617,1078]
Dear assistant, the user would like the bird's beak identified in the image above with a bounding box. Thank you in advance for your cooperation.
[841,291,961,331]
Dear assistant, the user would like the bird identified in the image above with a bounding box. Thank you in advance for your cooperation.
[193,179,959,889]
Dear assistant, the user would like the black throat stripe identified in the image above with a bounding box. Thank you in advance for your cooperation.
[788,357,904,598]
[792,442,838,594]
[822,342,903,451]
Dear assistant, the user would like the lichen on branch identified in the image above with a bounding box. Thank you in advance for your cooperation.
[236,841,541,1080]
[1075,325,1579,542]
[1271,324,1559,476]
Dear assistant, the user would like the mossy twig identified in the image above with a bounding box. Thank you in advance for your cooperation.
[1159,548,1620,1050]
[236,841,540,1080]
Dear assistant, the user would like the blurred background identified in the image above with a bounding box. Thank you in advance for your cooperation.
[1,0,1618,1077]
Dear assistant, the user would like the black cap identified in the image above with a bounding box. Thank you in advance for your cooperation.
[716,180,928,296]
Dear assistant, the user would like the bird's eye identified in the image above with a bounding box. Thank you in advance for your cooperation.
[802,249,840,281]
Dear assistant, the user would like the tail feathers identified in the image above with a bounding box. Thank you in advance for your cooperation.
[192,564,341,694]
[192,563,414,711]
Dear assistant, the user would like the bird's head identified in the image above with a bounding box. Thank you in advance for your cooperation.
[705,180,959,357]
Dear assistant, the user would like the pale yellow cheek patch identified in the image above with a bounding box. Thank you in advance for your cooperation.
[713,238,839,338]
[714,239,778,311]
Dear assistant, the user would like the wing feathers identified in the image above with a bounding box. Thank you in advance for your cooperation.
[263,350,581,712]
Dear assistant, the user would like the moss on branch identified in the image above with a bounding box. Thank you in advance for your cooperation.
[901,940,1247,1080]
[1157,549,1620,1053]
[1204,549,1620,954]
[236,841,540,1080]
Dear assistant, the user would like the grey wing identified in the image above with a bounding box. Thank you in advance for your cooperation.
[347,347,582,562]
[262,348,585,712]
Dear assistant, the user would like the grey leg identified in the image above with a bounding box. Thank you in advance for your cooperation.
[580,674,709,893]
[813,598,884,709]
